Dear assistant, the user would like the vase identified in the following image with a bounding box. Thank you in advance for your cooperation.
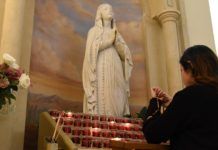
[46,143,58,150]
[0,99,16,116]
[45,137,58,150]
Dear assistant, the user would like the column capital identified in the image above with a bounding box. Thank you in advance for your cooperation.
[156,9,180,24]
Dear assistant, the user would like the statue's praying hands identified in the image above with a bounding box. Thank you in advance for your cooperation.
[100,26,116,50]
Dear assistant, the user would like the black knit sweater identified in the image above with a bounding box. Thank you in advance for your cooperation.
[143,84,218,150]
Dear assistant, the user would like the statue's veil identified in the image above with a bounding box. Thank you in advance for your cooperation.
[95,3,115,29]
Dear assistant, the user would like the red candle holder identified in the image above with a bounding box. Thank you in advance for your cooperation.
[49,110,60,117]
[110,130,117,138]
[83,114,91,120]
[92,139,102,148]
[92,128,101,137]
[125,131,131,139]
[100,115,107,121]
[102,139,110,148]
[101,130,111,138]
[109,121,117,130]
[117,124,125,130]
[63,118,73,125]
[130,119,135,124]
[81,137,92,147]
[82,120,92,127]
[135,119,143,126]
[74,119,82,127]
[116,131,126,138]
[100,122,109,129]
[92,121,100,128]
[135,132,145,139]
[82,128,91,136]
[132,132,138,139]
[65,111,73,118]
[132,125,142,131]
[124,123,132,131]
[123,118,131,123]
[115,117,123,123]
[108,116,115,122]
[125,131,135,139]
[92,115,100,121]
[62,126,71,133]
[74,113,83,119]
[72,128,81,136]
[71,136,80,144]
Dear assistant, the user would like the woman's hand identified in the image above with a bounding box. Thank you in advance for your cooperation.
[99,28,116,51]
[151,87,172,104]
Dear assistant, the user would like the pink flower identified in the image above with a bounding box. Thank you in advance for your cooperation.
[5,67,22,81]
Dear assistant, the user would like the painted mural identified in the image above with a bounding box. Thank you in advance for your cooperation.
[24,0,147,149]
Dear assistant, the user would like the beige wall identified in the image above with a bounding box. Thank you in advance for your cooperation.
[0,0,6,44]
[0,0,34,149]
[142,0,168,95]
[143,0,184,96]
[179,0,216,51]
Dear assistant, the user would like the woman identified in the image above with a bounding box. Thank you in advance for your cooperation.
[82,4,133,116]
[143,45,218,150]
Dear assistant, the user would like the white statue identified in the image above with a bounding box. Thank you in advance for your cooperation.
[82,3,133,117]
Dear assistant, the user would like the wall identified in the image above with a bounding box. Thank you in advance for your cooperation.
[0,0,6,43]
[179,0,215,50]
[0,0,34,150]
[142,0,168,93]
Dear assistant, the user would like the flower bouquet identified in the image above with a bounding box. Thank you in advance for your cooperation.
[0,53,30,114]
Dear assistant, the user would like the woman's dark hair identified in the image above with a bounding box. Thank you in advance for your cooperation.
[180,45,218,88]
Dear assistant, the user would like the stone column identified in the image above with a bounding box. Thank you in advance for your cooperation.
[0,0,26,150]
[157,9,183,96]
[0,0,26,61]
[0,0,6,41]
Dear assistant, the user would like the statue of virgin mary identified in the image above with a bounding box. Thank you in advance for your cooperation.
[82,3,133,117]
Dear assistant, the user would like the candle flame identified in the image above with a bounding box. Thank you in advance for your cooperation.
[109,121,115,124]
[112,137,122,141]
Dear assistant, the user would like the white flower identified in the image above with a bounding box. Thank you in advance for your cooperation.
[3,53,16,66]
[11,63,19,69]
[19,73,30,89]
